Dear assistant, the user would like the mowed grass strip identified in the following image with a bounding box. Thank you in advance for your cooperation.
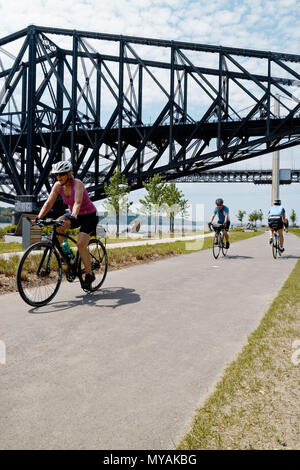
[0,242,23,253]
[177,230,300,450]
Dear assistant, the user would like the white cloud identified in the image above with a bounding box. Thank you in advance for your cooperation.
[0,0,299,210]
[0,0,298,55]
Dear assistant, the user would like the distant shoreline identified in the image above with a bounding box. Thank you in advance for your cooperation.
[0,221,12,227]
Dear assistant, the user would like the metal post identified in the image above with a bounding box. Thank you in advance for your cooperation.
[183,69,187,124]
[169,46,175,163]
[26,28,36,195]
[56,52,64,162]
[217,51,223,150]
[138,65,143,125]
[118,40,124,169]
[137,65,143,174]
[96,57,101,127]
[272,94,280,204]
[71,34,78,166]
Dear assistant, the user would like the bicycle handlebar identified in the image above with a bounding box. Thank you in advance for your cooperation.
[27,217,64,227]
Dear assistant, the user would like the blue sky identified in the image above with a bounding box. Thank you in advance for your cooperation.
[0,0,299,223]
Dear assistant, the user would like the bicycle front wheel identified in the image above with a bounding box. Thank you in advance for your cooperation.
[79,238,108,292]
[17,242,62,307]
[213,233,221,259]
[221,232,228,256]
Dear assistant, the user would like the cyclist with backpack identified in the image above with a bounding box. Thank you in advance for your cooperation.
[268,199,287,253]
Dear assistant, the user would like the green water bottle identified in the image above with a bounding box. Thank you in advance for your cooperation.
[61,239,74,259]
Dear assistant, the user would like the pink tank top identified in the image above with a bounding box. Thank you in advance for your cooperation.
[60,178,97,215]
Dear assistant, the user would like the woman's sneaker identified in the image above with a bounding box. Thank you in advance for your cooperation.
[279,246,285,253]
[82,272,95,290]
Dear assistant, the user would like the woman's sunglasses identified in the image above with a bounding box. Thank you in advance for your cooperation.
[55,172,69,177]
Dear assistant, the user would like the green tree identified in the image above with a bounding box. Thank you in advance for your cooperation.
[290,209,297,227]
[139,174,166,234]
[103,167,130,237]
[237,210,246,226]
[258,209,263,225]
[162,182,183,234]
[248,210,260,227]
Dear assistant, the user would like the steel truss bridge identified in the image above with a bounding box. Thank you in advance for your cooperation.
[174,169,300,184]
[0,25,300,209]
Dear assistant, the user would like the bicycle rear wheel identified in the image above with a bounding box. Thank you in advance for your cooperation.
[277,233,282,257]
[17,242,62,307]
[213,233,221,259]
[272,233,278,259]
[79,238,108,291]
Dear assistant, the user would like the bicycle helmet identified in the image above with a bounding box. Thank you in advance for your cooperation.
[274,199,281,206]
[215,198,223,205]
[52,161,72,174]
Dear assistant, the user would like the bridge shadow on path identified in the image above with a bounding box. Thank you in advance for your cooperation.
[28,286,141,315]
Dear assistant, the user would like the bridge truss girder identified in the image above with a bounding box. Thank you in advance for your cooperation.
[0,25,300,206]
[173,169,300,185]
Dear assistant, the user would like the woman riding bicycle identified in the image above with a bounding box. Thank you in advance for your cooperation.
[35,161,98,290]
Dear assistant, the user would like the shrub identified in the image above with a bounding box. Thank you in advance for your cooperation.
[41,226,80,237]
[4,225,17,234]
[41,226,52,236]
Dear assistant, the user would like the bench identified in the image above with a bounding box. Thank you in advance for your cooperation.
[14,214,41,249]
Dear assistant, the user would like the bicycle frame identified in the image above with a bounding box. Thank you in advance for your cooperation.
[211,223,228,259]
[45,227,81,276]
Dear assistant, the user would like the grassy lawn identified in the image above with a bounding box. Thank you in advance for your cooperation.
[177,230,300,450]
[0,229,257,254]
[0,242,23,253]
[0,231,262,289]
[289,228,300,236]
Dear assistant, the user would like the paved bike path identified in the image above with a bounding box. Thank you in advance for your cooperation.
[0,233,299,449]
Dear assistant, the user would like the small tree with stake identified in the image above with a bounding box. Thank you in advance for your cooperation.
[290,209,297,227]
[248,210,260,227]
[162,182,183,234]
[103,167,130,238]
[237,210,246,226]
[139,174,166,235]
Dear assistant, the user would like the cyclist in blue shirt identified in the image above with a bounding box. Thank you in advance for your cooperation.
[268,199,287,252]
[208,198,230,249]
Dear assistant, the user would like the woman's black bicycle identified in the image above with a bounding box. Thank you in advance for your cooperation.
[209,223,229,259]
[17,218,108,307]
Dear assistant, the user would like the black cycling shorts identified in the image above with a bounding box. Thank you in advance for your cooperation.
[64,211,98,235]
[218,220,230,231]
[268,216,283,230]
